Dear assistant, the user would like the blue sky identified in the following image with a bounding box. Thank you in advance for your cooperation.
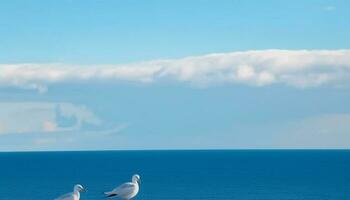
[0,0,350,151]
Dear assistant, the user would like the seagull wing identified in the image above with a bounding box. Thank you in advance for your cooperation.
[55,192,74,200]
[105,182,136,198]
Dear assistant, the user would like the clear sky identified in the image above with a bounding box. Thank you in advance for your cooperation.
[1,0,350,151]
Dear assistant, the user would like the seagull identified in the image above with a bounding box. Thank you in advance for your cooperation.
[55,184,86,200]
[104,174,141,199]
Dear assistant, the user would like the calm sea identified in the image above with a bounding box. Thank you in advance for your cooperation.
[0,150,349,200]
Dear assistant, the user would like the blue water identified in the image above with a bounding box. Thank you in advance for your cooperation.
[0,150,349,200]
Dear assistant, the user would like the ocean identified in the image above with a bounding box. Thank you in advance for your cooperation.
[0,150,349,200]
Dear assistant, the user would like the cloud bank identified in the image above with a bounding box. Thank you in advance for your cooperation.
[1,49,350,91]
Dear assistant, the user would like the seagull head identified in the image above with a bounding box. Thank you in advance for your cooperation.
[132,174,141,184]
[74,184,86,192]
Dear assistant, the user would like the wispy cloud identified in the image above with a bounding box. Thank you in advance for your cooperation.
[1,50,350,91]
[278,113,350,148]
[33,138,57,145]
[0,102,101,135]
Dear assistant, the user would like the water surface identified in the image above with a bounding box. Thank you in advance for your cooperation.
[0,150,349,200]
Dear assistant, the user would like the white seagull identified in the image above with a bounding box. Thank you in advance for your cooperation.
[55,184,86,200]
[104,174,141,199]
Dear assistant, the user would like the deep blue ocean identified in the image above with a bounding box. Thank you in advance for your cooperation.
[0,150,349,200]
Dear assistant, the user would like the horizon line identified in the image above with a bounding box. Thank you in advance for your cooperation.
[1,148,350,153]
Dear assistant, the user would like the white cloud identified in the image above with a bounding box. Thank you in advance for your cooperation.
[0,102,101,135]
[1,49,350,91]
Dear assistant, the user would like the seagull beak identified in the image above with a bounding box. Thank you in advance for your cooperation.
[82,188,87,192]
[138,179,141,185]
